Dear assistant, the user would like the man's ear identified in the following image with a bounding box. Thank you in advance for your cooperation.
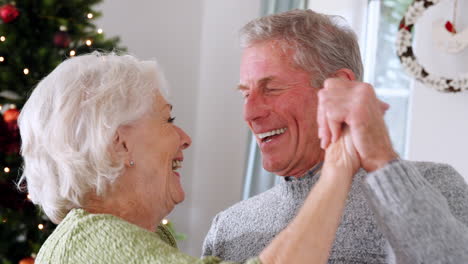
[112,127,132,167]
[333,68,357,81]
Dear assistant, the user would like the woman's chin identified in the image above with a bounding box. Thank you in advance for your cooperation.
[174,187,185,204]
[167,171,186,206]
[172,182,186,205]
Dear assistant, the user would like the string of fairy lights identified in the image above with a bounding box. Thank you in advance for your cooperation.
[0,11,109,231]
[1,9,174,233]
[0,12,104,76]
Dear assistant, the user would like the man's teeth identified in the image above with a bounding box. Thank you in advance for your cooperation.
[172,160,182,170]
[257,128,287,139]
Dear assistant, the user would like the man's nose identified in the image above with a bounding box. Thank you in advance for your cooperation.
[243,92,270,122]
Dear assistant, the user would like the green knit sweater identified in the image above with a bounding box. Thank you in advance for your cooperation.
[36,208,260,264]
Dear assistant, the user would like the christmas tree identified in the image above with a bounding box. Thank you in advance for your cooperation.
[0,1,124,263]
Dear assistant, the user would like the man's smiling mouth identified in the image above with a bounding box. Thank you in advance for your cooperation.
[257,128,287,142]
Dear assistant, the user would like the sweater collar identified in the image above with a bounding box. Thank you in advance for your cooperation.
[156,224,178,249]
[278,162,323,199]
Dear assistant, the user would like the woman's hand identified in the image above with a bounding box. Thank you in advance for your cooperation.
[323,126,360,178]
[259,126,360,264]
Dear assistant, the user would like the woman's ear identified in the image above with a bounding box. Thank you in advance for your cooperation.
[333,68,357,81]
[112,127,133,167]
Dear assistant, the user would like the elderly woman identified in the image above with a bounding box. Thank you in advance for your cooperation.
[19,52,360,264]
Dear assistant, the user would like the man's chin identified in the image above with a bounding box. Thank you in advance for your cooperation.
[262,159,288,176]
[263,160,310,177]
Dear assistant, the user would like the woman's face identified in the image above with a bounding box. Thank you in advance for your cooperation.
[121,91,191,215]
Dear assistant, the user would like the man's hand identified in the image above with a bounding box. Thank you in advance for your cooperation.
[317,78,398,172]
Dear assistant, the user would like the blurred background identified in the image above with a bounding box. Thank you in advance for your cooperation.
[1,0,467,262]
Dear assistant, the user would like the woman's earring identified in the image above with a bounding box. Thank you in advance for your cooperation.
[129,160,135,167]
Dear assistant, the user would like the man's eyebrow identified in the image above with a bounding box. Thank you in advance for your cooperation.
[237,84,248,91]
[237,76,275,91]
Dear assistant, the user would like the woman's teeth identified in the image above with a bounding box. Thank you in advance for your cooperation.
[257,127,287,139]
[172,160,182,171]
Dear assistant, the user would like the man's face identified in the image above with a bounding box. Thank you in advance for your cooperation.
[239,41,324,177]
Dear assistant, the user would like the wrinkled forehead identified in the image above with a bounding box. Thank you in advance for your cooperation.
[240,41,303,86]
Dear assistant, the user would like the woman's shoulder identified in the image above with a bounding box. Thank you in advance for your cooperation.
[36,208,193,263]
[66,208,149,234]
[66,208,175,247]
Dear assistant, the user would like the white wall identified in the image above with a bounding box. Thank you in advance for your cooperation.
[97,0,261,256]
[408,84,468,178]
[187,0,261,255]
[408,0,468,179]
[308,0,369,46]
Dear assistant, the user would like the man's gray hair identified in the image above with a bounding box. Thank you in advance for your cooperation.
[18,52,167,223]
[240,9,363,86]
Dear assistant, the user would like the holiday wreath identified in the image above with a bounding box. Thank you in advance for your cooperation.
[396,0,468,92]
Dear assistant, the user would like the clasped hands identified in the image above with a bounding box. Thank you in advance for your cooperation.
[317,77,398,175]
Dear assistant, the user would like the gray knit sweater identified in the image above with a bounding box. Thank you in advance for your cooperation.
[363,160,468,263]
[202,160,468,263]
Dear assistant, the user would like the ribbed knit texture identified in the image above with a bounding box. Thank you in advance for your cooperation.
[202,160,468,263]
[36,209,261,264]
[363,160,468,264]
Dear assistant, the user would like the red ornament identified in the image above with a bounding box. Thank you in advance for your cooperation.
[445,21,457,34]
[0,4,20,23]
[19,257,35,264]
[3,108,19,123]
[53,31,71,48]
[3,108,20,153]
[0,115,10,153]
[398,21,412,32]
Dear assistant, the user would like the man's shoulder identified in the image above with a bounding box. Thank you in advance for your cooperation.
[215,184,285,222]
[390,160,468,223]
[208,182,301,239]
[409,159,454,171]
[358,160,461,181]
[203,184,294,261]
[405,160,465,185]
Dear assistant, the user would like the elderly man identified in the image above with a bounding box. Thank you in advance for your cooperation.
[202,9,468,263]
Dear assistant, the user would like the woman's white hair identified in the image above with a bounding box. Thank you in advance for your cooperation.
[17,52,168,223]
[240,9,363,87]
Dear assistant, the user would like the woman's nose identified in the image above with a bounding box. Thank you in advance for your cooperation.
[178,126,192,150]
